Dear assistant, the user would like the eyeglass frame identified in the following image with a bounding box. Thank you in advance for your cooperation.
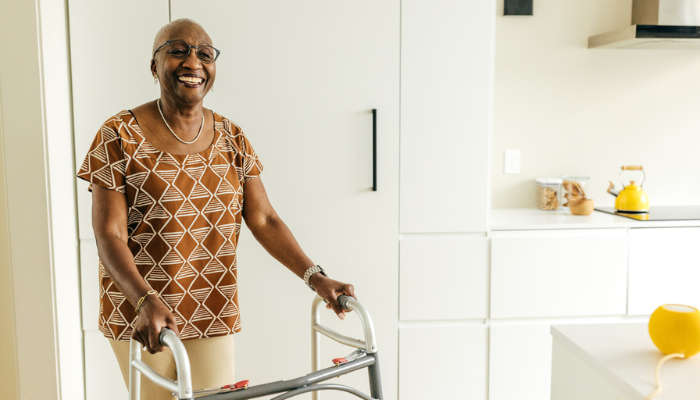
[152,40,220,63]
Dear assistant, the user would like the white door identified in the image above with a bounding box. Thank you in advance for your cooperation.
[172,2,399,399]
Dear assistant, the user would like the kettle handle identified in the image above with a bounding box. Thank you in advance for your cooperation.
[619,166,646,187]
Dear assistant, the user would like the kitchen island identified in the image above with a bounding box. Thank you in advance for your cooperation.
[551,323,700,400]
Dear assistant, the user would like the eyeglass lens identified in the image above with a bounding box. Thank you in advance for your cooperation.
[167,40,218,63]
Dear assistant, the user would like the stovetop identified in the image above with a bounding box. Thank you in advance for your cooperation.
[594,206,700,221]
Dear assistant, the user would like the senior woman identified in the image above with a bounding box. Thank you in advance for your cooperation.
[77,18,355,399]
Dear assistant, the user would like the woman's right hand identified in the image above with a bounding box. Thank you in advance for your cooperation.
[131,296,179,354]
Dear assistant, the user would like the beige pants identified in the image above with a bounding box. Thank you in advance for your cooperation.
[110,335,236,400]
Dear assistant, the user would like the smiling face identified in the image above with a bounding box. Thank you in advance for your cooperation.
[151,21,216,107]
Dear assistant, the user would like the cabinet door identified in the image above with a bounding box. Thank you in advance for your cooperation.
[399,325,487,400]
[489,324,552,400]
[628,227,700,315]
[172,2,400,399]
[400,0,495,233]
[400,236,488,320]
[491,230,628,319]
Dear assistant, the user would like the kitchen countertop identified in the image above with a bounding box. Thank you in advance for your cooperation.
[551,323,700,400]
[491,208,700,231]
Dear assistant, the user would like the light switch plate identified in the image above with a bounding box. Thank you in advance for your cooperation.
[504,149,521,174]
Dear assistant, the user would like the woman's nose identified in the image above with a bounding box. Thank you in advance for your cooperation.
[182,50,202,69]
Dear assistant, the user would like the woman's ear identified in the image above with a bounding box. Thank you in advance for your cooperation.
[150,59,157,78]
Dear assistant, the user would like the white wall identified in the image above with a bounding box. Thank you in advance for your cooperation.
[0,0,60,397]
[492,0,700,209]
[0,0,81,398]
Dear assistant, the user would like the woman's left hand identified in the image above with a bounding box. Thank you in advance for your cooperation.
[310,274,356,320]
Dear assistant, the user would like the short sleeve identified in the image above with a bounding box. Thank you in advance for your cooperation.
[77,122,127,193]
[241,132,264,183]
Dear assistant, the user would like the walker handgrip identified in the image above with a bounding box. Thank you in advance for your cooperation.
[159,328,173,346]
[338,295,352,311]
[157,328,194,399]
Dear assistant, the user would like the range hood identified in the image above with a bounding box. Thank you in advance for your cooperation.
[589,0,700,49]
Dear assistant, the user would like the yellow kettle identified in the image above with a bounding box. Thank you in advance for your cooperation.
[607,165,650,213]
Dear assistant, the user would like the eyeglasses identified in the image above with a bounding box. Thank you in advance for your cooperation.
[153,40,220,63]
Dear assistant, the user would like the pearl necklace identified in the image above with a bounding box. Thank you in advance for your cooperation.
[157,99,204,145]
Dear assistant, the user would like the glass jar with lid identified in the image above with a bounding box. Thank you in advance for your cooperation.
[536,177,563,211]
[561,175,590,203]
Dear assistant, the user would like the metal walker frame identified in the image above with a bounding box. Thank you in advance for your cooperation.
[128,295,383,400]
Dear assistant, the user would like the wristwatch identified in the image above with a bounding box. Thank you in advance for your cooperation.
[303,265,326,291]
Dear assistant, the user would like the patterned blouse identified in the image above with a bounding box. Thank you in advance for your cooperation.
[77,110,263,341]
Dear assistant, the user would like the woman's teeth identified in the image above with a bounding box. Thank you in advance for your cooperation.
[178,76,203,84]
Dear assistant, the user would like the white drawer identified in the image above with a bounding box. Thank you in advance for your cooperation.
[628,227,700,315]
[399,325,487,400]
[400,236,488,320]
[490,230,628,319]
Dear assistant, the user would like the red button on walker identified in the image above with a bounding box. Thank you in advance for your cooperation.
[232,380,249,390]
[222,380,249,391]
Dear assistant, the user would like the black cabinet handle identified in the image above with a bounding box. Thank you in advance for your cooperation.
[372,109,377,192]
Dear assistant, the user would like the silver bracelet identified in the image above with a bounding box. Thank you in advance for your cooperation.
[303,265,326,291]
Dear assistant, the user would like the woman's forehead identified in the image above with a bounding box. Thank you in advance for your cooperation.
[167,23,212,45]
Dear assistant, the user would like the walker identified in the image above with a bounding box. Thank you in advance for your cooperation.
[128,295,383,400]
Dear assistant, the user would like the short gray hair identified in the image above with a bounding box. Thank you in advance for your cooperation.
[152,18,204,56]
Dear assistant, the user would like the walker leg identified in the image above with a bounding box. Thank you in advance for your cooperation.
[129,339,142,400]
[312,331,321,400]
[312,298,322,400]
[368,352,383,400]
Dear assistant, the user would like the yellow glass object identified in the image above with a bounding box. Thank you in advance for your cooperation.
[648,304,700,358]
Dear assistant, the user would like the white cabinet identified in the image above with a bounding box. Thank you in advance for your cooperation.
[400,0,494,234]
[399,325,487,400]
[68,0,495,398]
[628,227,700,315]
[173,2,400,399]
[400,236,488,320]
[489,324,553,400]
[72,1,401,398]
[490,230,628,319]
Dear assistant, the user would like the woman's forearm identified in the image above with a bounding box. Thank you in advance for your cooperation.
[95,232,179,350]
[91,184,153,309]
[95,234,153,308]
[246,212,315,279]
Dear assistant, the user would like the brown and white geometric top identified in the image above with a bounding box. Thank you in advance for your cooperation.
[77,110,263,341]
